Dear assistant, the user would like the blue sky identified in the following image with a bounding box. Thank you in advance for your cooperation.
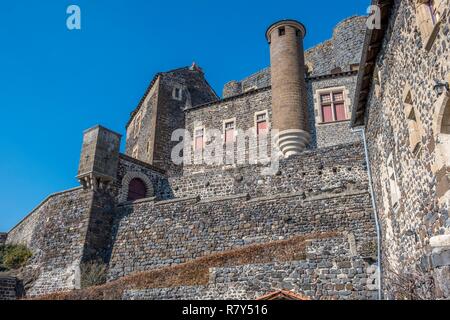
[0,0,369,231]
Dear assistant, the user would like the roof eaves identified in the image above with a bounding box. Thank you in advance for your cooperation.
[126,73,162,129]
[186,86,271,111]
[351,0,394,128]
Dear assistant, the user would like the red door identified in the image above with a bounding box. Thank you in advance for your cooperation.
[127,178,147,201]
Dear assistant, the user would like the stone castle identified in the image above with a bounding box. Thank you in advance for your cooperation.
[1,0,449,300]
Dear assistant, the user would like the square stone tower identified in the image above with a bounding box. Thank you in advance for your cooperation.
[77,125,121,190]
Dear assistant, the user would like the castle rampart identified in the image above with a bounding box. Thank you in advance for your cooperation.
[107,142,375,280]
[6,187,93,296]
[124,238,378,300]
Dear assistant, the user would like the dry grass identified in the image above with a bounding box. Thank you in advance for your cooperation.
[36,231,337,300]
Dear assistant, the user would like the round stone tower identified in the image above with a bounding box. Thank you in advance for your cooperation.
[266,20,310,157]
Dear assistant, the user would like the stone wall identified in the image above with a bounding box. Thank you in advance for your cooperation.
[363,0,450,298]
[184,80,361,175]
[124,259,378,300]
[107,143,376,280]
[164,142,368,201]
[125,67,217,176]
[123,237,378,300]
[125,75,160,164]
[240,68,271,93]
[184,88,273,175]
[109,190,375,280]
[305,16,366,76]
[6,188,95,296]
[0,276,22,300]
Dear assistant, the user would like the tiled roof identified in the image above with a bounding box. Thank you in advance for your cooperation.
[256,290,311,300]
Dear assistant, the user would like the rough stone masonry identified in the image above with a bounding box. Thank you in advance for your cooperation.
[1,15,379,300]
[5,4,448,300]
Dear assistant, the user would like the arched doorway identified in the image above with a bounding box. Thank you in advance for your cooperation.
[127,178,147,201]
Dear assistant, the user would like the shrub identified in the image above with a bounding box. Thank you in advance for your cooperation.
[80,261,108,288]
[385,265,436,300]
[0,244,32,270]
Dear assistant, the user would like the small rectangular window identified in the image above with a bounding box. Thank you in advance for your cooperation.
[350,64,360,71]
[319,90,347,123]
[278,27,285,36]
[256,113,266,122]
[256,112,268,135]
[194,128,204,150]
[173,87,182,101]
[224,121,235,144]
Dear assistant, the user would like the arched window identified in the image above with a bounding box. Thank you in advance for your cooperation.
[127,178,147,201]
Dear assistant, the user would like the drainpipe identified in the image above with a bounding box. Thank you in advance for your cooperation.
[352,126,383,300]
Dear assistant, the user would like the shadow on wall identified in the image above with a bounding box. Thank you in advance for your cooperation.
[0,276,25,300]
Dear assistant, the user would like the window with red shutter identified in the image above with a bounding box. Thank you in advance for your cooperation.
[335,103,346,121]
[256,113,268,135]
[257,121,268,135]
[320,91,347,123]
[224,121,235,144]
[322,105,333,123]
